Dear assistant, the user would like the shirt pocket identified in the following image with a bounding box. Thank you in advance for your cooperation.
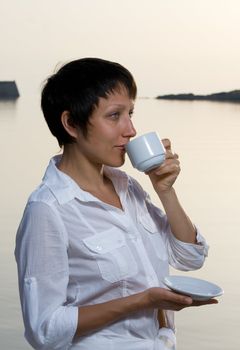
[82,230,138,283]
[138,213,168,261]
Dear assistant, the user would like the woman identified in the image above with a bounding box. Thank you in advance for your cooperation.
[15,58,217,350]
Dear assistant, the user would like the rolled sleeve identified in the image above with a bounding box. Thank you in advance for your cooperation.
[146,199,209,271]
[15,202,78,349]
[47,306,78,349]
[22,275,78,350]
[167,226,209,271]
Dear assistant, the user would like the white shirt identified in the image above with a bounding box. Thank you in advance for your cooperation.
[15,155,208,350]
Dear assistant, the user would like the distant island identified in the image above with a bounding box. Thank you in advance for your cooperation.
[0,81,19,100]
[156,90,240,102]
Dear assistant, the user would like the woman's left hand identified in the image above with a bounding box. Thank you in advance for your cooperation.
[146,139,180,194]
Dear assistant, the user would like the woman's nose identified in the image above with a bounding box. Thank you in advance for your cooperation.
[123,118,137,138]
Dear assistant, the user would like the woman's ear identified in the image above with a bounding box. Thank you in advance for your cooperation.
[61,111,78,139]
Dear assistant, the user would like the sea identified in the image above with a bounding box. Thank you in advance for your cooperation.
[1,95,240,349]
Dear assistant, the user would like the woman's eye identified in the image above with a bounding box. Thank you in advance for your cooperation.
[108,109,134,120]
[109,112,120,119]
[129,110,134,118]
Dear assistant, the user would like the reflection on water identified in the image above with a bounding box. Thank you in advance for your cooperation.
[0,99,18,107]
[1,97,240,349]
[0,100,18,119]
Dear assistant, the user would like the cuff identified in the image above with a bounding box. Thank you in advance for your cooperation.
[168,226,209,271]
[47,305,78,349]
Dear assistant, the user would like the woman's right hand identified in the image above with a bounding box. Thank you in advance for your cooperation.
[146,287,218,311]
[74,286,218,338]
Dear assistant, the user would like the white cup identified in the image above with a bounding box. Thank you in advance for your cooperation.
[126,132,166,172]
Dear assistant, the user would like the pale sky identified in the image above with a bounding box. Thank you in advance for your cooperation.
[1,0,240,97]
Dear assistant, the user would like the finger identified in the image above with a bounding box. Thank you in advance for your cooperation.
[164,289,193,305]
[146,158,180,176]
[191,298,219,307]
[165,151,179,160]
[162,138,171,151]
[165,151,175,159]
[173,153,179,159]
[154,160,180,175]
[173,298,218,311]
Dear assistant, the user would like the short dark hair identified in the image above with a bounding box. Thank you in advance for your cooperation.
[41,58,137,146]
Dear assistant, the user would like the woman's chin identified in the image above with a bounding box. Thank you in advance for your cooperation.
[105,156,125,168]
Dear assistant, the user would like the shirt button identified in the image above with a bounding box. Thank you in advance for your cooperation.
[96,245,102,251]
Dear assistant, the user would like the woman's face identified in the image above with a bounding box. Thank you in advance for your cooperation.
[75,88,137,168]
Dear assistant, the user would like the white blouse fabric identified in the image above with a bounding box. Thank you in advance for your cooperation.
[15,155,208,350]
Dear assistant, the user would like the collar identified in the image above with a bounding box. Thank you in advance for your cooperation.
[42,155,129,205]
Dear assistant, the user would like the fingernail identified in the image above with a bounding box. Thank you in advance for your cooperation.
[185,297,192,304]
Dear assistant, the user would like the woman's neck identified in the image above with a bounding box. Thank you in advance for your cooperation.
[57,145,123,210]
[57,144,106,192]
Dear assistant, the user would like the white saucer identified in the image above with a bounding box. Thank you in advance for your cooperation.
[163,275,224,301]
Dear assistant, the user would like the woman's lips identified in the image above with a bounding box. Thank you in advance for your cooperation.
[114,145,127,152]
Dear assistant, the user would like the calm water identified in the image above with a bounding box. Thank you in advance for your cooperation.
[1,96,240,349]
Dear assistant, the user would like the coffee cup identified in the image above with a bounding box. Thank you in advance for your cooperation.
[126,132,166,172]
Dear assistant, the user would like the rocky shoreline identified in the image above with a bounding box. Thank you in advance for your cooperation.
[156,90,240,102]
